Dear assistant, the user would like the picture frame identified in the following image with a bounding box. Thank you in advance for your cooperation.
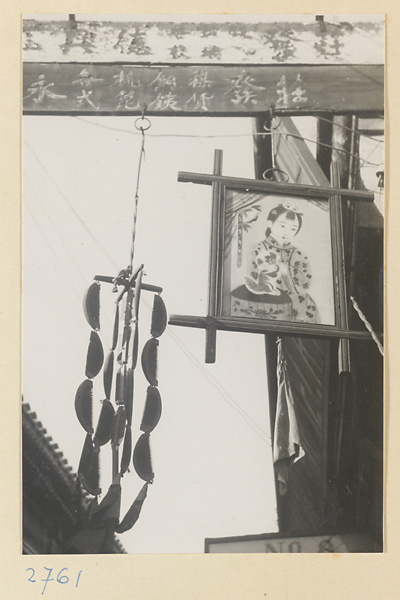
[170,153,376,362]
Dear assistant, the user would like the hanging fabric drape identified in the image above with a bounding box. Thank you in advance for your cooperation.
[273,338,305,496]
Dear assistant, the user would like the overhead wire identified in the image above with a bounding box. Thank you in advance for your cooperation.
[119,286,272,447]
[23,198,84,303]
[24,139,120,273]
[75,115,381,168]
[24,174,88,287]
[24,174,115,329]
[316,113,384,143]
[24,134,272,449]
[162,322,272,447]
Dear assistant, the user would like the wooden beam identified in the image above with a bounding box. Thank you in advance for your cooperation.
[177,171,375,201]
[205,149,223,363]
[168,314,376,341]
[23,63,384,116]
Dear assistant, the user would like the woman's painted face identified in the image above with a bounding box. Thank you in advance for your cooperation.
[269,214,300,244]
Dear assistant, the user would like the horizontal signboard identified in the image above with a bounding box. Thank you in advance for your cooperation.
[23,18,384,65]
[23,63,384,115]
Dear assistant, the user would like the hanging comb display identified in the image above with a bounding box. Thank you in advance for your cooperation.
[72,110,167,550]
[75,265,167,542]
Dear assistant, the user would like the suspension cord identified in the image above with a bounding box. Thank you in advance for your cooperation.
[350,296,384,356]
[130,107,151,270]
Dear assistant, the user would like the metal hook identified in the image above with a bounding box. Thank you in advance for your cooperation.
[263,116,281,133]
[134,114,151,132]
[262,168,290,183]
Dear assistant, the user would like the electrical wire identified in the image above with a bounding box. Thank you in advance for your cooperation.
[76,116,266,138]
[25,135,272,448]
[24,174,88,287]
[138,292,272,447]
[281,131,380,168]
[24,139,121,273]
[316,114,383,143]
[164,325,272,447]
[23,198,84,303]
[75,115,381,168]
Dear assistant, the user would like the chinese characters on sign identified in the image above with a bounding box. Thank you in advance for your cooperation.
[148,71,181,111]
[226,73,266,106]
[276,74,308,108]
[185,70,214,111]
[23,63,381,114]
[72,68,103,109]
[24,75,67,104]
[110,70,141,110]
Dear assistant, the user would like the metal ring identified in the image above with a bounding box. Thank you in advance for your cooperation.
[134,116,151,132]
[262,168,289,183]
[263,116,281,133]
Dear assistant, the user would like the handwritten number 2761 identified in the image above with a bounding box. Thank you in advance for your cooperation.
[26,568,82,595]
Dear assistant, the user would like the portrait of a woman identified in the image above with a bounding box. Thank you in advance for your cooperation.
[231,202,319,323]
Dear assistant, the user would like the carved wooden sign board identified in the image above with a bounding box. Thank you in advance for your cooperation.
[23,63,383,116]
[168,150,375,363]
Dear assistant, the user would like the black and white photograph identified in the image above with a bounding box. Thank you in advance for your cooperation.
[22,13,384,558]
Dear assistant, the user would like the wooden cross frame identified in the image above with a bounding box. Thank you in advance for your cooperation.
[168,150,378,364]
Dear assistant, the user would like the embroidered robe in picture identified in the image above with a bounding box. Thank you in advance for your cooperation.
[231,234,319,323]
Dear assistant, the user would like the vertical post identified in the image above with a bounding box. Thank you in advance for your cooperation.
[205,149,223,363]
[331,160,350,373]
[316,114,333,181]
[346,115,361,299]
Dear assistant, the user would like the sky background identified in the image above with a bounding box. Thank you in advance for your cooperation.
[23,115,281,553]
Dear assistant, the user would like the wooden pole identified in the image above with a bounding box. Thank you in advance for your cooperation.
[205,149,223,363]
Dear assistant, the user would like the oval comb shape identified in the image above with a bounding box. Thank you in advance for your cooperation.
[124,368,134,426]
[75,379,93,434]
[83,282,100,331]
[85,331,104,379]
[111,406,126,448]
[140,386,162,433]
[111,304,120,351]
[103,351,114,400]
[93,400,115,447]
[115,365,125,406]
[116,482,148,534]
[151,295,167,338]
[141,338,159,386]
[133,433,154,483]
[120,425,132,475]
[78,433,101,496]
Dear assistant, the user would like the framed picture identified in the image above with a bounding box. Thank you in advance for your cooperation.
[222,189,335,328]
[171,155,376,363]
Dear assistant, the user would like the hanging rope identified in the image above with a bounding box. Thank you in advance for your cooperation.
[262,107,289,182]
[130,107,151,270]
[350,296,384,356]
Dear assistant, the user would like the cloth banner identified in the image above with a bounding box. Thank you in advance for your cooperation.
[273,338,305,495]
